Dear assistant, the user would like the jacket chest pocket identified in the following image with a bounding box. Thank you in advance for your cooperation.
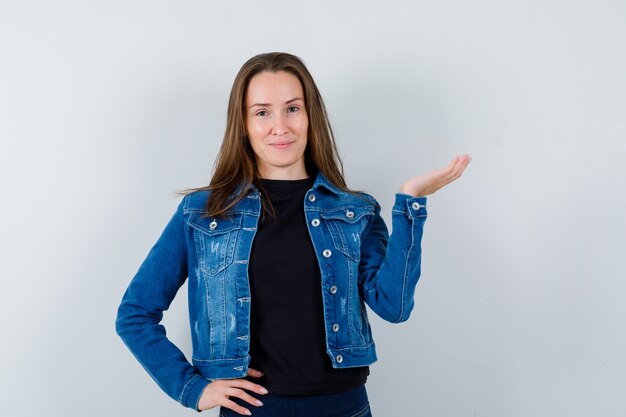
[189,212,242,276]
[319,206,374,262]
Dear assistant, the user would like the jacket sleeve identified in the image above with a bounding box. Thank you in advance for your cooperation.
[115,195,210,411]
[358,193,428,323]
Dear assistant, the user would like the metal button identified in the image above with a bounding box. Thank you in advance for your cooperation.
[322,249,332,258]
[308,194,316,202]
[311,218,320,227]
[332,323,339,332]
[411,202,421,210]
[209,220,218,230]
[329,285,337,294]
[346,210,354,219]
[336,354,343,363]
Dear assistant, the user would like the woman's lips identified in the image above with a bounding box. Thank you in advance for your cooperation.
[270,141,294,149]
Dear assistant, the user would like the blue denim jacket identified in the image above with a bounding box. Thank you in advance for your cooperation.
[115,171,427,411]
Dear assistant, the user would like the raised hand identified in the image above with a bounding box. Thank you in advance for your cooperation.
[197,367,268,415]
[399,154,471,197]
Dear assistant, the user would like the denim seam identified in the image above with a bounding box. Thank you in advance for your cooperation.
[183,194,190,248]
[347,249,355,344]
[308,205,372,213]
[349,401,371,417]
[178,373,200,405]
[396,213,415,324]
[220,266,227,357]
[332,340,375,351]
[192,356,249,363]
[195,231,215,358]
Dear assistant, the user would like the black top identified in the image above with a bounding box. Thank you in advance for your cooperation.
[245,177,369,394]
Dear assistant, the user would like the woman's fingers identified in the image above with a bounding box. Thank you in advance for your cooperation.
[229,378,269,395]
[197,377,268,413]
[400,154,471,196]
[449,154,469,176]
[225,387,264,408]
[442,154,470,183]
[220,382,266,416]
[247,367,264,378]
[222,397,253,416]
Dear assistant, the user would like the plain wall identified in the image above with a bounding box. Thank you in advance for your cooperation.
[1,1,625,416]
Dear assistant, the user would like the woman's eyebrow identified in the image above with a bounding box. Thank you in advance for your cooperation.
[248,97,304,109]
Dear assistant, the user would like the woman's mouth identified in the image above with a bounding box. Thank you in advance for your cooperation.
[270,141,294,149]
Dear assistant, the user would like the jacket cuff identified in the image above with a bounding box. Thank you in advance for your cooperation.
[392,193,428,218]
[179,374,210,412]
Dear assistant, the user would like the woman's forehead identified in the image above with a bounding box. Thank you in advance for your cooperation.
[246,71,304,105]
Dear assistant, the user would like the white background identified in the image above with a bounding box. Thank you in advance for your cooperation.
[1,1,625,416]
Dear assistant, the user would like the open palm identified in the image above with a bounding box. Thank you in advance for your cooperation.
[399,154,471,197]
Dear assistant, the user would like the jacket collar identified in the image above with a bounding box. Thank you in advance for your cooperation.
[236,171,345,197]
[311,171,345,195]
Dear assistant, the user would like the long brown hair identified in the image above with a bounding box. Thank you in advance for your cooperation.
[177,52,362,218]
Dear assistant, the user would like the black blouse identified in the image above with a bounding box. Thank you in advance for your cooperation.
[245,177,369,394]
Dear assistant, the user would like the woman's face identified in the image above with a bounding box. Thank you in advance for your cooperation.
[245,70,309,179]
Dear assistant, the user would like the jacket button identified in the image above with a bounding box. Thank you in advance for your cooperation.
[322,249,332,258]
[311,218,320,227]
[332,323,339,332]
[308,194,316,202]
[411,202,421,210]
[329,285,337,294]
[336,354,343,363]
[209,220,218,230]
[345,210,354,219]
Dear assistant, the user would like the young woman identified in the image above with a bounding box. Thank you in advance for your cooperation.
[116,52,470,417]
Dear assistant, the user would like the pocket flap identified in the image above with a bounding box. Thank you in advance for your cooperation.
[188,212,243,235]
[319,206,374,223]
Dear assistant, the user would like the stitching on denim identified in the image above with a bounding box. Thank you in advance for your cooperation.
[189,214,243,235]
[178,374,198,403]
[194,227,216,356]
[192,356,248,363]
[233,275,243,353]
[305,204,373,214]
[396,212,416,323]
[206,275,214,358]
[347,252,355,344]
[332,340,375,352]
[182,193,191,214]
[182,194,190,246]
[186,208,258,215]
[349,401,371,417]
[325,216,367,262]
[220,254,227,356]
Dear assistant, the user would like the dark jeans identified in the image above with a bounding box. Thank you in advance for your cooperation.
[218,384,372,417]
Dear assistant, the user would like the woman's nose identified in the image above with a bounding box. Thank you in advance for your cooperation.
[272,114,287,135]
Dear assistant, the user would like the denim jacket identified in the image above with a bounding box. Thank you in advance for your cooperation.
[115,171,428,411]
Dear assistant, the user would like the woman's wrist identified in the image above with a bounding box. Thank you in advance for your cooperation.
[399,185,424,197]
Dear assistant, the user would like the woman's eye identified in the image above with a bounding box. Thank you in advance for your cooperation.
[287,106,299,113]
[256,110,268,117]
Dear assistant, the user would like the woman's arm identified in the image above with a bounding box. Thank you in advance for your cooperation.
[115,196,210,411]
[358,154,471,323]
